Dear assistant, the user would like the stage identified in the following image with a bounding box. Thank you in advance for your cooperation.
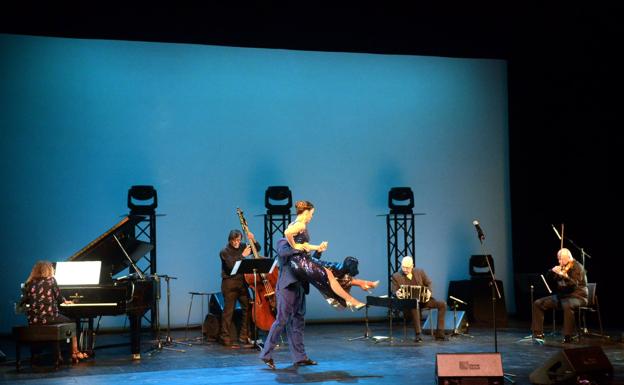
[1,320,622,385]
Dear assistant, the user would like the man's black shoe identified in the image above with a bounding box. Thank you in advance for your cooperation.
[262,358,276,370]
[414,335,423,343]
[562,335,573,344]
[434,333,448,341]
[295,358,318,366]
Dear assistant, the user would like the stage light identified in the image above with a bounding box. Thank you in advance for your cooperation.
[388,187,414,214]
[127,185,157,215]
[265,186,292,215]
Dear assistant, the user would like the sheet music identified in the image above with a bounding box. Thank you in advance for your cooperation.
[540,274,552,294]
[269,259,278,274]
[55,261,101,285]
[231,260,242,275]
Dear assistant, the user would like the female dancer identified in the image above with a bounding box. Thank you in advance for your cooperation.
[282,200,378,310]
[23,261,89,363]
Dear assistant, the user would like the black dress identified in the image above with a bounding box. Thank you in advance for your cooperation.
[286,227,359,309]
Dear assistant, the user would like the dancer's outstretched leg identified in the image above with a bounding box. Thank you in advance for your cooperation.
[324,268,365,308]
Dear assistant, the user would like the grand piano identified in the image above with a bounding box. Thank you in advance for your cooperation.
[57,215,157,359]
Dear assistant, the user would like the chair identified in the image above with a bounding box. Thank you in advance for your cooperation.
[577,283,605,338]
[469,255,494,278]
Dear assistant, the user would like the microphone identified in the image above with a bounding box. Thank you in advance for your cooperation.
[473,220,485,242]
[449,295,467,305]
[551,224,562,240]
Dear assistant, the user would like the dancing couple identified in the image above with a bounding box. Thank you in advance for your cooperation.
[260,200,378,369]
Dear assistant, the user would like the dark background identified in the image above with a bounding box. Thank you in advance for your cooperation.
[1,4,616,326]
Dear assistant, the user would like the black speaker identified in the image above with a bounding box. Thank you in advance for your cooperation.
[205,292,242,341]
[202,313,221,341]
[448,279,508,327]
[436,352,504,385]
[422,309,468,333]
[529,346,613,385]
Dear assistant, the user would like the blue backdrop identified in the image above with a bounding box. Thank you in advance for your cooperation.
[0,34,510,333]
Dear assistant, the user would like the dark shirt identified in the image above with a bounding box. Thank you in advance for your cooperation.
[25,277,65,325]
[551,259,588,300]
[391,268,432,302]
[220,241,261,280]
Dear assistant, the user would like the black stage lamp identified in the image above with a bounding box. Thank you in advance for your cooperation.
[265,186,292,215]
[128,185,158,215]
[388,187,414,214]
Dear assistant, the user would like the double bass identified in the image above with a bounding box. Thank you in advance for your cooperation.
[236,208,278,331]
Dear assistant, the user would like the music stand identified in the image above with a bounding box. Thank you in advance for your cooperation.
[449,296,473,338]
[366,295,418,344]
[231,258,277,350]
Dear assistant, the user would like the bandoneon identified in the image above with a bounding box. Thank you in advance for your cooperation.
[399,285,431,303]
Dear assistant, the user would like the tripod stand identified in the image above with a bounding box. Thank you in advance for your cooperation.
[147,274,188,356]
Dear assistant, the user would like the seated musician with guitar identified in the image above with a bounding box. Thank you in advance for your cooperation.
[531,247,587,343]
[391,256,448,342]
[218,229,260,348]
[22,261,90,363]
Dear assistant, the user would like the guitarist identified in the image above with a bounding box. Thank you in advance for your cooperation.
[219,229,261,348]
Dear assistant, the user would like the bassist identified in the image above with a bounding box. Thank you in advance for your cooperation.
[218,229,260,347]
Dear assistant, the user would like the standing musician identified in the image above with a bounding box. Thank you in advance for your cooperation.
[218,229,260,348]
[532,247,587,343]
[391,256,448,342]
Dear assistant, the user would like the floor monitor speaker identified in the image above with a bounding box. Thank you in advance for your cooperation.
[529,346,613,384]
[436,352,504,385]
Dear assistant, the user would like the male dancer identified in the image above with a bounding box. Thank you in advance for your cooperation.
[258,238,317,369]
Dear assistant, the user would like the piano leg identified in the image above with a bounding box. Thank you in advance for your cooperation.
[130,314,141,360]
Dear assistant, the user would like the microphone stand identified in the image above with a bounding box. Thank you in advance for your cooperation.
[147,275,188,356]
[475,230,515,384]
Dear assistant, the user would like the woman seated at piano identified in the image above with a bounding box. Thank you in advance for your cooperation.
[23,260,89,363]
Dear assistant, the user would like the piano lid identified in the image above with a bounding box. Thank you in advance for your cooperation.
[67,216,154,278]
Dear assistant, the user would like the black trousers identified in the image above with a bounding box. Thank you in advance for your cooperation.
[532,294,587,336]
[405,297,446,335]
[219,277,250,342]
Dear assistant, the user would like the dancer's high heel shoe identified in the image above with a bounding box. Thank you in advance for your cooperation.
[361,280,380,293]
[71,351,89,364]
[346,301,366,311]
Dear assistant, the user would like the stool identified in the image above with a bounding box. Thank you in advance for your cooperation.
[13,323,76,371]
[184,292,212,342]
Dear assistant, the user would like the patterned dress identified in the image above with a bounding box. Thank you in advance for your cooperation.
[25,277,67,325]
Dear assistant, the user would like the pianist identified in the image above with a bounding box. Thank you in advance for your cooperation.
[23,261,90,362]
[391,256,448,342]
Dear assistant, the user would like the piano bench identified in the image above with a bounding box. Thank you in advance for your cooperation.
[13,323,76,372]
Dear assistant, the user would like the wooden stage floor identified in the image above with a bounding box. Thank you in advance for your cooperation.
[1,320,622,385]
